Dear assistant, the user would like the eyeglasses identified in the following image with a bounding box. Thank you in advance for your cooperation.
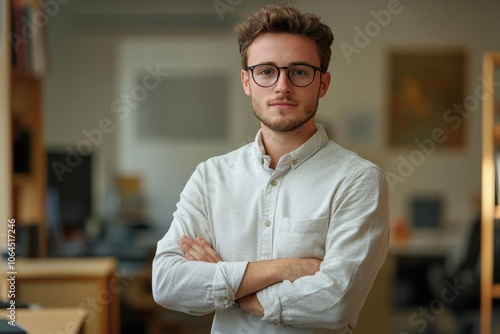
[246,63,324,88]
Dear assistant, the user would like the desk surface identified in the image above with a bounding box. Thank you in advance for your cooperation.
[17,308,87,334]
[17,257,117,279]
[389,229,462,257]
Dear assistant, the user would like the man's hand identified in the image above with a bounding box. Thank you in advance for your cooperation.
[178,235,221,263]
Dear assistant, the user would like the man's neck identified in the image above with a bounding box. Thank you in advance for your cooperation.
[260,122,317,169]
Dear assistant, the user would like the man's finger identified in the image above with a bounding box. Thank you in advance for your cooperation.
[179,235,213,261]
[195,237,221,262]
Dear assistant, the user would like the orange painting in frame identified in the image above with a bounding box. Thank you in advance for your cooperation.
[388,49,467,148]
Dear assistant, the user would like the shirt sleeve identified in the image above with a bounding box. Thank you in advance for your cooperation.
[256,167,390,330]
[152,163,248,315]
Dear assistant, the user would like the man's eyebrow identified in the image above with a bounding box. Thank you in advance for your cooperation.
[251,62,277,66]
[252,61,316,66]
[289,62,318,66]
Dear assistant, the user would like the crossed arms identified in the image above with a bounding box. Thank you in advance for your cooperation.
[178,235,321,317]
[152,164,390,328]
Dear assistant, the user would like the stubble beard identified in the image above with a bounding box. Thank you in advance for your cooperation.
[252,93,320,133]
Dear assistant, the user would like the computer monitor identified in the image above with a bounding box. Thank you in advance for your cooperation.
[46,150,92,230]
[411,196,442,229]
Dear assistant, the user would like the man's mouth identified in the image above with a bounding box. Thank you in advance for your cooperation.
[269,99,298,107]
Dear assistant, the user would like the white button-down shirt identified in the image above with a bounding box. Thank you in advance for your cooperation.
[153,124,390,333]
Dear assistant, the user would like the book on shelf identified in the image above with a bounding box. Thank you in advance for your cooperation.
[10,0,49,76]
[496,148,500,206]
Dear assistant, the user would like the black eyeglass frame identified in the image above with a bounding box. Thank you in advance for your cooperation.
[245,63,325,88]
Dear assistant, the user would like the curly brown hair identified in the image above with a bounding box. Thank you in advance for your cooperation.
[235,4,334,71]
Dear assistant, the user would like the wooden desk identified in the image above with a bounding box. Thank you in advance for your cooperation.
[389,229,461,257]
[17,308,87,334]
[16,257,119,334]
[386,230,464,332]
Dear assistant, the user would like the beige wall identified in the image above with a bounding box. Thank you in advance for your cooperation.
[44,1,500,243]
[0,0,11,297]
[0,0,11,242]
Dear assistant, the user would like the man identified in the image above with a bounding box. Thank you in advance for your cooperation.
[152,4,389,333]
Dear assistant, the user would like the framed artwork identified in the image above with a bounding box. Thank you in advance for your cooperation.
[388,49,467,147]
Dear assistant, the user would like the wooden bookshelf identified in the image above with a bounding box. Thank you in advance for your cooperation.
[7,0,48,256]
[480,52,500,334]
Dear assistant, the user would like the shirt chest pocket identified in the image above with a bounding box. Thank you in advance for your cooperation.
[274,217,329,259]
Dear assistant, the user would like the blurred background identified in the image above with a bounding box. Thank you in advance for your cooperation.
[1,0,500,333]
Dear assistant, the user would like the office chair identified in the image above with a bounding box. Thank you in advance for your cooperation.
[427,217,500,334]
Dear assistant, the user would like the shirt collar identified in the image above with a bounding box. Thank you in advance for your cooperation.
[254,124,329,170]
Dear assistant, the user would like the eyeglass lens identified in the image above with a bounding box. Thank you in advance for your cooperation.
[251,64,318,87]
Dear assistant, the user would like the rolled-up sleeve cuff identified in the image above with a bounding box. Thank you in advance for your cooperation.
[212,261,248,309]
[257,283,282,325]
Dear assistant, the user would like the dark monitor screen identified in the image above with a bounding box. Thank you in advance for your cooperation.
[46,150,92,229]
[411,197,442,229]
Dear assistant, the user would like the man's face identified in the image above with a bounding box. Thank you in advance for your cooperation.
[241,32,331,133]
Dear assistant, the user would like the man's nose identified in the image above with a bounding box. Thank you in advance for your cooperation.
[274,68,292,94]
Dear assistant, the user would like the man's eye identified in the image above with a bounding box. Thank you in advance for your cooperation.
[257,67,276,76]
[292,67,310,76]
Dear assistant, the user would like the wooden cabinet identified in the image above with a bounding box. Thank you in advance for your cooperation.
[11,71,46,256]
[6,0,48,256]
[480,52,500,334]
[17,257,120,334]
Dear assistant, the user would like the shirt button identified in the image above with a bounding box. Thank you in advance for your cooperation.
[264,220,271,227]
[271,179,277,186]
[292,159,298,165]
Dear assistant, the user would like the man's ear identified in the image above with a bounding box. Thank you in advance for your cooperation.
[241,69,251,96]
[319,72,331,98]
